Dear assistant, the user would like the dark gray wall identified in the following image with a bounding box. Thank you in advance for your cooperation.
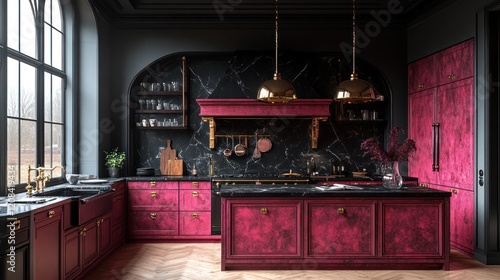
[98,24,408,174]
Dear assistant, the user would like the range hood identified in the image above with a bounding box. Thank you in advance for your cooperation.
[196,98,332,149]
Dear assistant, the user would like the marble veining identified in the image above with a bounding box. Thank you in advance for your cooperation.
[130,51,391,177]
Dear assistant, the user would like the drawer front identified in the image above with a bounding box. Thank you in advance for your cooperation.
[179,189,211,211]
[179,181,211,190]
[128,211,178,236]
[306,200,376,257]
[128,189,178,211]
[34,205,63,223]
[128,181,178,190]
[112,181,126,194]
[226,200,302,257]
[179,211,211,236]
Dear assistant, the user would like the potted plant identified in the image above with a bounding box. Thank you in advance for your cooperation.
[104,147,126,178]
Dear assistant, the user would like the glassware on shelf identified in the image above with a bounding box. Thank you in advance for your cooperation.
[171,81,179,91]
[138,99,145,110]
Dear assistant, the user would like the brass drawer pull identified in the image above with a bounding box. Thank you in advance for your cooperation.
[150,213,157,219]
[48,210,56,218]
[192,191,198,197]
[260,207,268,215]
[192,213,199,219]
[80,228,87,236]
[418,83,425,89]
[192,182,198,187]
[149,181,156,187]
[450,189,458,195]
[419,183,429,188]
[337,207,345,214]
[447,73,456,80]
[150,191,157,197]
[13,220,21,231]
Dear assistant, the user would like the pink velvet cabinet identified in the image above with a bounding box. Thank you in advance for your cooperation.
[222,197,450,270]
[408,39,474,255]
[429,184,474,255]
[127,180,217,241]
[179,181,211,236]
[305,200,376,257]
[222,199,302,262]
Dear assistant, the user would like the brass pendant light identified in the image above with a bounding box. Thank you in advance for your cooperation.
[335,0,376,103]
[257,0,297,103]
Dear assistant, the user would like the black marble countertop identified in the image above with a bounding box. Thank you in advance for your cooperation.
[0,179,120,217]
[219,183,451,198]
[125,175,211,181]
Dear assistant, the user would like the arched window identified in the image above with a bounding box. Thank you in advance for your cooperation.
[3,0,66,190]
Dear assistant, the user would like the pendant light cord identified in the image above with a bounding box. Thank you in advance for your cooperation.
[352,0,356,75]
[275,0,279,77]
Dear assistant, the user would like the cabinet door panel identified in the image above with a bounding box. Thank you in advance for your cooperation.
[179,211,211,236]
[64,228,81,279]
[112,193,125,226]
[408,55,437,94]
[99,214,112,255]
[436,39,473,85]
[436,78,474,190]
[179,189,211,211]
[179,181,210,190]
[431,184,473,254]
[408,88,436,183]
[128,189,178,211]
[82,221,99,268]
[128,211,178,236]
[128,181,178,189]
[380,200,444,257]
[306,200,375,257]
[227,201,302,257]
[34,207,62,280]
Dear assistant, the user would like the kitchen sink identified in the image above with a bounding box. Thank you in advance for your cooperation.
[34,187,114,226]
[33,188,105,199]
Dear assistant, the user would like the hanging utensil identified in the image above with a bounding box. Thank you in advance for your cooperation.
[253,133,261,159]
[234,136,246,157]
[257,128,272,153]
[223,136,232,157]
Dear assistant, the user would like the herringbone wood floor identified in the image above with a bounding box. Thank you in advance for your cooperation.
[84,243,500,280]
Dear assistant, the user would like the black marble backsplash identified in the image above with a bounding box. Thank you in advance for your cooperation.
[130,51,390,177]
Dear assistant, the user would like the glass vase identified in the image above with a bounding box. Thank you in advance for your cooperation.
[382,161,403,189]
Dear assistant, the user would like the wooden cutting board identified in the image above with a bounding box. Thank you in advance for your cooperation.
[160,139,177,175]
[167,159,183,176]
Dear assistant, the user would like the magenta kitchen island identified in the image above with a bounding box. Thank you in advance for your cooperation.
[220,184,451,271]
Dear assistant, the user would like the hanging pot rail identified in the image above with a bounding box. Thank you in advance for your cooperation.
[215,134,271,138]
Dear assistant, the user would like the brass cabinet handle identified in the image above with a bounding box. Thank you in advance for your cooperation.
[337,207,345,214]
[150,191,157,197]
[418,83,425,89]
[447,73,456,80]
[13,220,21,231]
[48,210,56,218]
[149,181,156,187]
[450,189,458,195]
[80,228,87,236]
[97,218,104,226]
[192,181,198,187]
[419,183,429,188]
[150,213,157,219]
[192,213,198,219]
[260,207,268,215]
[192,191,198,197]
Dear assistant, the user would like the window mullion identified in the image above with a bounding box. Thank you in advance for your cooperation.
[36,1,44,168]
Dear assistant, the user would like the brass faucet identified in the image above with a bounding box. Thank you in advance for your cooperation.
[26,165,65,195]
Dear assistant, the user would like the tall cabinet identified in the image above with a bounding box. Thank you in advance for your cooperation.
[408,39,474,256]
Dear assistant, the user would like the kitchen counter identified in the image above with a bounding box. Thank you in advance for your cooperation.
[125,175,211,181]
[220,183,451,271]
[219,183,450,198]
[0,179,119,217]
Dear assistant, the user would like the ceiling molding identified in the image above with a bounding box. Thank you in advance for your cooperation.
[88,0,443,29]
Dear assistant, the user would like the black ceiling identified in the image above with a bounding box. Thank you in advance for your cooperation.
[88,0,445,28]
